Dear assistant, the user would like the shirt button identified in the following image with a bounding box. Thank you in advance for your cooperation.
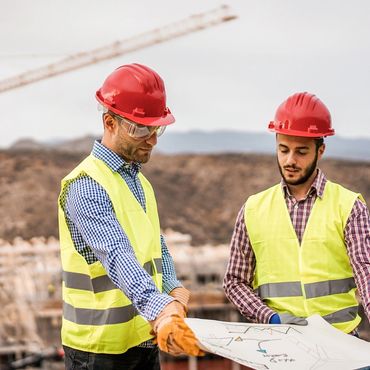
[295,204,299,209]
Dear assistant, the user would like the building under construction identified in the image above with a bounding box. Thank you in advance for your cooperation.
[1,230,369,369]
[0,231,250,370]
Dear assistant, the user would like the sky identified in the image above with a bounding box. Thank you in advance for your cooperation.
[1,0,370,148]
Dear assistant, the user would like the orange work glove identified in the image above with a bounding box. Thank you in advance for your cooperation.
[169,287,190,315]
[151,301,185,333]
[156,316,205,357]
[150,301,204,357]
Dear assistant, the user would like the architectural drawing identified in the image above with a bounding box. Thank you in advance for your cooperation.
[185,315,370,370]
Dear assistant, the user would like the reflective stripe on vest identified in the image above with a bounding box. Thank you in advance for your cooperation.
[59,155,162,354]
[63,259,163,293]
[304,277,356,299]
[257,281,302,298]
[322,305,358,324]
[258,277,356,299]
[63,301,138,325]
[245,181,363,333]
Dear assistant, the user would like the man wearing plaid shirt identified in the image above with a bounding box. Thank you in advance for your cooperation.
[59,64,203,370]
[223,92,370,335]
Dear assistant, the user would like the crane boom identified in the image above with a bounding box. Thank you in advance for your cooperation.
[0,5,236,93]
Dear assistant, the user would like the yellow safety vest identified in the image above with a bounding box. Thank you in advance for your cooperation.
[245,181,364,333]
[58,155,163,354]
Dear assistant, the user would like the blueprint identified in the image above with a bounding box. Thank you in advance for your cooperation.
[185,315,370,369]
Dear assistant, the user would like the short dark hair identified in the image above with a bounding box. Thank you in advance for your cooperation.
[315,138,324,150]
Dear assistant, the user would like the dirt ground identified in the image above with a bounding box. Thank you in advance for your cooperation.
[1,149,369,245]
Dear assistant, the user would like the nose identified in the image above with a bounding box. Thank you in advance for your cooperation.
[285,151,297,166]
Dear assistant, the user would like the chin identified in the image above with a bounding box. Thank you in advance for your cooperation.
[137,153,151,163]
[283,174,300,184]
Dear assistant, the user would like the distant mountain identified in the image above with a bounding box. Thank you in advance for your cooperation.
[10,138,46,151]
[158,131,370,161]
[9,131,370,161]
[10,135,95,153]
[158,131,276,154]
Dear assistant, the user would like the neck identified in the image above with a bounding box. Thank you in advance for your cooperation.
[101,137,132,163]
[101,136,113,152]
[287,168,318,201]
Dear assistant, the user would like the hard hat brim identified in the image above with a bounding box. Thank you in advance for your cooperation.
[96,94,175,127]
[268,126,335,138]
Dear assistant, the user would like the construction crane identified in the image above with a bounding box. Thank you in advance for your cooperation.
[0,5,236,94]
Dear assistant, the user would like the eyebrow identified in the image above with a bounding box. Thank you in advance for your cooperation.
[278,144,309,150]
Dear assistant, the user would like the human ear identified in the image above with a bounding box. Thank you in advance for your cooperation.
[318,143,325,159]
[103,113,116,132]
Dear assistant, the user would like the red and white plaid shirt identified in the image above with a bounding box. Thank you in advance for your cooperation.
[223,169,370,324]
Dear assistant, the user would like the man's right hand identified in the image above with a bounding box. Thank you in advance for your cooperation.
[150,301,205,357]
[156,316,204,356]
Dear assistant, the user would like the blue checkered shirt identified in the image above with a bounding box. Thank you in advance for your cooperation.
[64,140,181,347]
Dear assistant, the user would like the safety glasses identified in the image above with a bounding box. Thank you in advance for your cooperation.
[116,115,166,140]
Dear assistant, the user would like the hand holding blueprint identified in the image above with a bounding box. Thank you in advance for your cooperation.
[185,315,370,369]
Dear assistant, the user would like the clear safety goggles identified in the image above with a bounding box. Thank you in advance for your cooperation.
[117,116,166,140]
[98,104,166,140]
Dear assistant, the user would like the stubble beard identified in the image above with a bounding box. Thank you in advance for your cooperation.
[278,151,318,186]
[118,142,152,164]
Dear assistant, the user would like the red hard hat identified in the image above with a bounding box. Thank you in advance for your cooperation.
[268,92,334,137]
[96,63,175,127]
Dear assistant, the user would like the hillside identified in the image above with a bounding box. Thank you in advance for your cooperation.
[0,149,369,245]
[9,131,370,161]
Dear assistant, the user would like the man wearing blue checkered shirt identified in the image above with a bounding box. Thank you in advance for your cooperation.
[59,64,203,370]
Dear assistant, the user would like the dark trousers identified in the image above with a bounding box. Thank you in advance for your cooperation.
[63,345,161,370]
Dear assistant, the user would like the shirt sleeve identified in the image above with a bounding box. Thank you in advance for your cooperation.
[344,198,370,322]
[223,204,276,323]
[65,176,173,321]
[160,235,182,294]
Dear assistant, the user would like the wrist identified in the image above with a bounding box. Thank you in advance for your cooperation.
[169,287,190,307]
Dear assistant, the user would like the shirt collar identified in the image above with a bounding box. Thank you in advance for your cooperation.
[281,168,326,199]
[91,140,142,174]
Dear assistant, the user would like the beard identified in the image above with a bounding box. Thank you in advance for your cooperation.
[278,150,318,186]
[118,141,152,163]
